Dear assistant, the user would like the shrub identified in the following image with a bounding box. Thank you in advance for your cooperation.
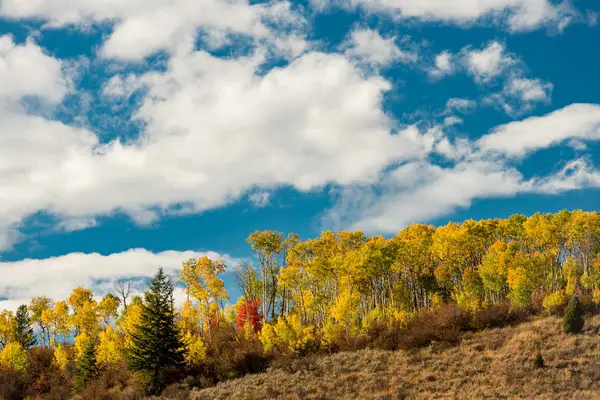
[399,304,469,349]
[470,301,530,330]
[534,352,544,369]
[25,346,71,398]
[563,296,584,334]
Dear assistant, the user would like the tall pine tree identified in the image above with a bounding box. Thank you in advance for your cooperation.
[76,341,98,390]
[127,268,184,395]
[13,304,36,348]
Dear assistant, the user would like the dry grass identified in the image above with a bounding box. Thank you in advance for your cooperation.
[186,315,600,400]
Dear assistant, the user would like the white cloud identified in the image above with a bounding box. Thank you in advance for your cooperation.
[477,103,600,157]
[484,77,553,115]
[0,35,70,105]
[507,77,553,102]
[466,41,516,82]
[325,103,600,234]
[429,51,454,78]
[531,158,600,194]
[444,116,464,126]
[0,0,307,61]
[0,41,442,249]
[319,0,578,32]
[0,248,242,311]
[329,159,524,232]
[248,191,271,208]
[342,28,418,68]
[428,42,517,84]
[429,42,551,116]
[444,98,477,114]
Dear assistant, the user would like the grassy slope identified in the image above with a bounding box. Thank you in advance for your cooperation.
[189,315,600,400]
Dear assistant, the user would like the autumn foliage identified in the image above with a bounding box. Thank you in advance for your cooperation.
[236,299,262,334]
[0,210,598,398]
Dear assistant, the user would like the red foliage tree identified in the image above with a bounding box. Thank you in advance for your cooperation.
[236,298,262,334]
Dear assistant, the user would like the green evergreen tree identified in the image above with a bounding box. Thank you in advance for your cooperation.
[563,296,584,334]
[13,304,36,348]
[76,341,98,390]
[127,268,184,395]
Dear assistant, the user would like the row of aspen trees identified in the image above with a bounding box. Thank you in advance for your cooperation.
[0,210,598,395]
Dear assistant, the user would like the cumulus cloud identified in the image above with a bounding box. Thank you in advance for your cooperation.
[341,28,418,68]
[325,103,600,233]
[0,35,70,105]
[0,248,242,311]
[477,103,600,157]
[0,0,307,60]
[317,0,578,32]
[248,192,271,208]
[444,98,477,114]
[484,77,553,116]
[465,41,516,82]
[0,39,443,249]
[430,42,553,116]
[429,51,454,78]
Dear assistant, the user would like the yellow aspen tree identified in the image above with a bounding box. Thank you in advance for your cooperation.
[246,230,284,323]
[53,344,71,371]
[29,296,53,347]
[42,300,70,346]
[97,293,120,327]
[0,342,27,372]
[0,310,15,347]
[182,331,207,367]
[96,325,124,368]
[68,287,98,335]
[180,256,229,335]
[478,241,510,303]
[74,330,92,360]
[116,298,143,349]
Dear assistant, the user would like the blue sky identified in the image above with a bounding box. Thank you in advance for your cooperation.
[0,0,599,307]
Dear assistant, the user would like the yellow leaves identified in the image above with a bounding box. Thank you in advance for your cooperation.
[523,213,560,254]
[117,302,142,349]
[0,310,15,346]
[74,331,92,360]
[98,293,120,326]
[478,241,510,297]
[0,342,27,372]
[430,293,445,310]
[562,255,582,296]
[29,296,53,323]
[594,287,600,305]
[542,290,566,315]
[68,286,94,313]
[53,344,70,371]
[71,301,100,335]
[259,314,315,354]
[360,306,392,332]
[392,308,413,327]
[329,288,360,331]
[394,224,435,276]
[42,300,71,343]
[454,290,481,314]
[97,325,123,368]
[507,264,533,308]
[507,266,527,289]
[258,323,277,353]
[246,230,284,257]
[182,331,207,367]
[178,300,201,335]
[180,256,229,329]
[430,223,467,272]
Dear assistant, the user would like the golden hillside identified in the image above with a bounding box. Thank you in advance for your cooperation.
[188,315,600,400]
